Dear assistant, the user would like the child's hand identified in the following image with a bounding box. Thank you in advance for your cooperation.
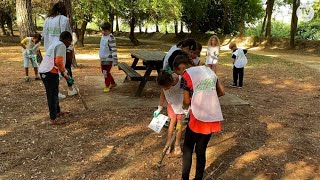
[153,106,163,118]
[66,76,74,85]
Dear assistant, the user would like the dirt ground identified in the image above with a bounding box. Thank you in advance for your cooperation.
[0,35,319,180]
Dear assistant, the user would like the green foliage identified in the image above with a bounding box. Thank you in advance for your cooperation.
[246,21,291,38]
[181,0,263,34]
[296,0,320,40]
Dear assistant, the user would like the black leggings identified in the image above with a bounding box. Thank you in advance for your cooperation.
[233,66,244,87]
[182,126,212,180]
[40,72,61,120]
[65,59,73,87]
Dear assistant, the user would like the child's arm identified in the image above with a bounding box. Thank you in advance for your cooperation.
[154,90,166,117]
[183,90,191,109]
[20,38,28,49]
[216,79,225,97]
[108,35,118,65]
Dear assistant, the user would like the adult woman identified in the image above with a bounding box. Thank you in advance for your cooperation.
[42,2,77,97]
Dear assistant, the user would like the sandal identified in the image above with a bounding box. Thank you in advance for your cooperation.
[49,119,67,125]
[174,145,182,155]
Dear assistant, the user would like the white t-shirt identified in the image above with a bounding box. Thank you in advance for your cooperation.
[163,45,180,69]
[233,49,247,68]
[163,75,184,114]
[206,46,219,65]
[193,57,200,65]
[21,37,41,57]
[42,15,72,52]
[99,34,118,63]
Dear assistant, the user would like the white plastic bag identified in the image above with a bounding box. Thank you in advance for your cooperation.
[148,114,169,133]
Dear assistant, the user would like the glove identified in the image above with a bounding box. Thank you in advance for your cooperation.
[183,109,189,117]
[153,106,163,118]
[28,50,34,55]
[66,76,74,85]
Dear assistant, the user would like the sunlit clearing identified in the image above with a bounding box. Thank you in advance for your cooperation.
[0,129,11,136]
[89,145,114,162]
[260,79,275,85]
[267,122,283,131]
[284,161,317,179]
[206,132,237,167]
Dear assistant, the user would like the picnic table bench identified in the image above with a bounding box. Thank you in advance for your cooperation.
[118,50,166,96]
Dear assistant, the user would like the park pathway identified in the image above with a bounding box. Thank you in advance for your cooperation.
[116,36,320,72]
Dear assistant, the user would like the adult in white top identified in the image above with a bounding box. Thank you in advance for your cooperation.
[162,41,184,70]
[42,2,72,52]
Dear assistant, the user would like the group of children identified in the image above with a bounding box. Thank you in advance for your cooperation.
[154,36,247,179]
[19,5,247,176]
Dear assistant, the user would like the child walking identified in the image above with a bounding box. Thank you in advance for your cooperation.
[173,54,225,180]
[154,70,185,155]
[20,33,42,81]
[38,31,74,125]
[229,41,247,88]
[99,22,118,93]
[206,35,220,73]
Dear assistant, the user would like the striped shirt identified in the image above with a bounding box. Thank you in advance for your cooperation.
[99,33,118,65]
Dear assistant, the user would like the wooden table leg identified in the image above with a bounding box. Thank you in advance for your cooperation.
[135,63,153,97]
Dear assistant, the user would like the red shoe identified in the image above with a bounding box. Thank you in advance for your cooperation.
[49,119,67,125]
[57,112,70,117]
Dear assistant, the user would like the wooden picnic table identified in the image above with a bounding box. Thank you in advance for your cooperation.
[118,50,166,96]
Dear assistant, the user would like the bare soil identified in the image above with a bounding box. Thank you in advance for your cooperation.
[0,36,319,180]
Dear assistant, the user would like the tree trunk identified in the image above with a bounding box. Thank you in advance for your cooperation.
[145,26,148,33]
[239,18,245,37]
[16,0,35,39]
[165,24,168,34]
[190,18,198,35]
[155,17,159,33]
[62,0,77,67]
[265,0,275,44]
[62,0,74,30]
[129,15,140,46]
[1,23,6,36]
[7,16,14,36]
[260,10,267,37]
[180,21,183,33]
[290,0,300,49]
[116,15,120,32]
[109,10,114,33]
[222,0,229,34]
[174,19,178,35]
[139,25,142,33]
[77,20,87,48]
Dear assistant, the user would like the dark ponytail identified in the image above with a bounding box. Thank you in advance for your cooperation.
[157,70,174,87]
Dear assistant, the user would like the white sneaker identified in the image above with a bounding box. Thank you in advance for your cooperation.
[68,87,78,96]
[58,92,66,99]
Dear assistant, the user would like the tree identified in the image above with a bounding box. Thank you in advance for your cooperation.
[289,0,303,49]
[16,0,35,39]
[265,0,275,43]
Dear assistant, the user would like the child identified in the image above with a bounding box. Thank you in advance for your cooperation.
[172,54,225,180]
[165,38,197,71]
[191,42,202,66]
[229,41,247,88]
[162,40,184,69]
[205,35,220,73]
[154,70,185,155]
[38,31,74,125]
[64,36,78,96]
[99,22,118,92]
[20,33,42,81]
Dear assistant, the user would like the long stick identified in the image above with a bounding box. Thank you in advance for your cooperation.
[73,84,89,109]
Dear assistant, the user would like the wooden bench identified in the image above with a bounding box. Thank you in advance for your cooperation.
[118,62,143,81]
